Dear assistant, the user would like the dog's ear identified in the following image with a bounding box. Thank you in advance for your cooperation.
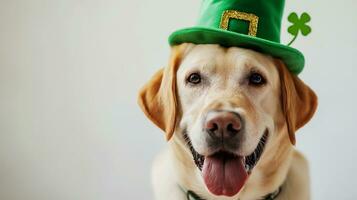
[138,45,187,140]
[276,60,318,145]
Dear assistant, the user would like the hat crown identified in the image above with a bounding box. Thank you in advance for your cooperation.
[168,0,305,75]
[197,0,285,42]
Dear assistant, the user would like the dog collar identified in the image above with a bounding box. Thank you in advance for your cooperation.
[185,187,282,200]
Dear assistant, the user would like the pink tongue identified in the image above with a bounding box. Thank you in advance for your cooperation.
[202,155,248,197]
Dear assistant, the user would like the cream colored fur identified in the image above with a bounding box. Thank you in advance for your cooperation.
[139,44,316,200]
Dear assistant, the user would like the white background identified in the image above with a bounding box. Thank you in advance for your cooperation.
[0,0,356,199]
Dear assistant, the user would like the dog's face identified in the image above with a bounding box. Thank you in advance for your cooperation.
[176,45,280,195]
[177,44,280,161]
[139,43,317,197]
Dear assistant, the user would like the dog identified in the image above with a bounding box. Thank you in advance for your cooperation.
[138,43,317,200]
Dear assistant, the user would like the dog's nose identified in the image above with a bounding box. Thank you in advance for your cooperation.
[204,111,242,139]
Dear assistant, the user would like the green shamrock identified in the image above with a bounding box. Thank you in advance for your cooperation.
[287,12,312,46]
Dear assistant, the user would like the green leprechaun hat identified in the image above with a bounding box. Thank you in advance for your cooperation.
[169,0,305,74]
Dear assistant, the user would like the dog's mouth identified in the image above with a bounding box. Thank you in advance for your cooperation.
[183,129,269,196]
[184,129,269,172]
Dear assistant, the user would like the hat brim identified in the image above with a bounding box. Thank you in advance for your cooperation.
[169,27,304,74]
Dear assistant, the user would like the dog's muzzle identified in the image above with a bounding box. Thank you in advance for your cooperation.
[183,111,269,196]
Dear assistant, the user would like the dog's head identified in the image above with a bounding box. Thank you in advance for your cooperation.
[138,43,317,197]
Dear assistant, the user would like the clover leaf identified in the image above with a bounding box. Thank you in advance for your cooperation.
[287,12,312,46]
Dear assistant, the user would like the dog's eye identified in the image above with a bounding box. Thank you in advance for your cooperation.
[187,73,201,85]
[249,72,266,86]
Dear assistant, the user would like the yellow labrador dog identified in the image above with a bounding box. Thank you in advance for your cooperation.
[138,43,317,200]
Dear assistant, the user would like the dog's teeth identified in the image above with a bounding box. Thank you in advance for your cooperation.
[245,164,250,172]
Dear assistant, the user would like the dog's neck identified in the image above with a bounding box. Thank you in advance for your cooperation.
[169,132,294,200]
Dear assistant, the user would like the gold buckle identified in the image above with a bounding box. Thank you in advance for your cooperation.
[220,10,259,37]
